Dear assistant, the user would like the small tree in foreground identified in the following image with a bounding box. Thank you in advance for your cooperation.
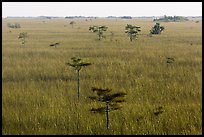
[150,23,165,35]
[18,32,28,46]
[125,24,141,42]
[89,25,108,40]
[66,57,91,98]
[88,87,127,129]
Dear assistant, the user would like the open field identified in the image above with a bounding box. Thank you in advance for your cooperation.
[2,18,202,135]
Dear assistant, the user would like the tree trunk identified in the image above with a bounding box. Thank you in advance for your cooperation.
[77,70,80,98]
[106,101,109,129]
[22,39,25,46]
[98,34,101,40]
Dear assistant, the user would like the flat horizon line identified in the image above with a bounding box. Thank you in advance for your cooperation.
[2,15,202,18]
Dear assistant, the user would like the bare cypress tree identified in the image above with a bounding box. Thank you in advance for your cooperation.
[88,87,127,129]
[66,57,91,98]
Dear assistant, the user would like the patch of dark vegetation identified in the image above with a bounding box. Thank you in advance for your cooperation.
[7,23,21,28]
[154,15,189,22]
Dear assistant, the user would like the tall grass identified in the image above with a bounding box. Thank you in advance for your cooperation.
[2,18,202,135]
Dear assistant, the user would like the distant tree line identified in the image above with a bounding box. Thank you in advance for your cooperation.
[65,16,98,19]
[120,16,132,19]
[154,15,189,22]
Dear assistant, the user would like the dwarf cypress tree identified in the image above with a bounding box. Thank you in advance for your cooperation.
[70,21,76,28]
[89,25,108,40]
[66,57,91,98]
[150,23,165,35]
[125,24,141,41]
[88,87,127,129]
[18,32,28,46]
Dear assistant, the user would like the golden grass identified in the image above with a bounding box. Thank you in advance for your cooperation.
[2,18,202,135]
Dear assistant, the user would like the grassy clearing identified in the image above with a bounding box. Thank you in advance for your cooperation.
[2,18,202,135]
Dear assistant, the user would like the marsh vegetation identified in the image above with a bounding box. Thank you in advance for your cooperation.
[2,18,202,135]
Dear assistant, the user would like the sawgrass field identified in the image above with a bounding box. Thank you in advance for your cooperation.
[2,18,202,135]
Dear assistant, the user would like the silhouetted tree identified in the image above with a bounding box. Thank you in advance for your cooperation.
[88,87,127,129]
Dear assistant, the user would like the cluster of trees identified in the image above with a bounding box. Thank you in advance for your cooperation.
[15,22,165,48]
[7,23,28,46]
[89,23,165,42]
[154,15,189,22]
[7,23,21,28]
[65,22,168,129]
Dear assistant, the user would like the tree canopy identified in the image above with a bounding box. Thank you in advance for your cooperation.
[125,24,141,41]
[150,23,165,35]
[89,25,108,40]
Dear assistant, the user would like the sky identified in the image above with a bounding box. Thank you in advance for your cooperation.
[2,2,202,17]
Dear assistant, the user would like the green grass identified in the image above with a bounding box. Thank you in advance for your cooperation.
[2,18,202,135]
